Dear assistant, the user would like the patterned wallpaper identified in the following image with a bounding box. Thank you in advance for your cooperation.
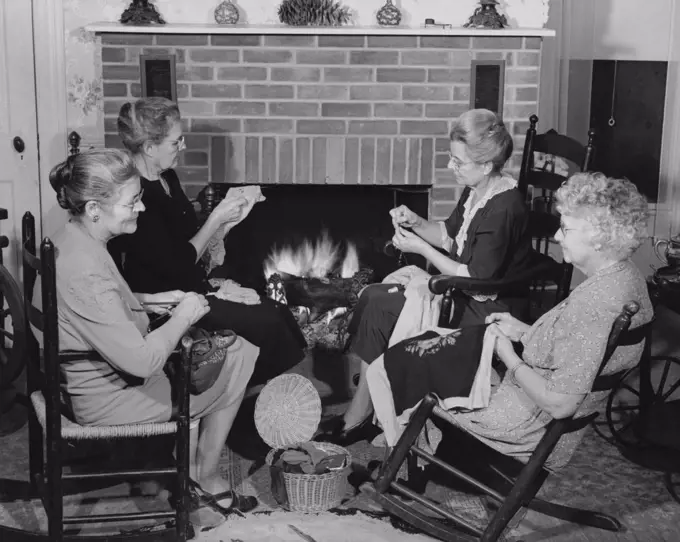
[62,0,543,145]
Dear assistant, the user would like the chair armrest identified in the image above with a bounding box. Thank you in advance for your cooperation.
[428,252,561,296]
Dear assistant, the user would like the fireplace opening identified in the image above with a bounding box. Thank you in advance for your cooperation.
[210,184,431,292]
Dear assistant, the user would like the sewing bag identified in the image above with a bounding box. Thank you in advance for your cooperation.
[174,327,237,395]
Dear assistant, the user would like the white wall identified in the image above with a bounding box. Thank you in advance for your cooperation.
[565,0,672,61]
[592,0,673,61]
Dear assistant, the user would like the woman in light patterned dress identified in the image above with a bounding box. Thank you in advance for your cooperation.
[316,109,533,446]
[367,172,653,468]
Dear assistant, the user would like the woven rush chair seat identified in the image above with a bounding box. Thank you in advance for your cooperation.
[29,391,198,441]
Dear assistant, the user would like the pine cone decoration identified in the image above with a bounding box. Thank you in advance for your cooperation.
[278,0,352,26]
[376,0,401,26]
[214,0,240,24]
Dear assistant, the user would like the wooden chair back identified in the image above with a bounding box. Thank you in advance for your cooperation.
[518,115,595,256]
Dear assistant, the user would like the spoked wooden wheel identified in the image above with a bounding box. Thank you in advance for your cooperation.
[599,356,680,448]
[665,472,680,504]
[591,365,643,445]
[0,264,25,386]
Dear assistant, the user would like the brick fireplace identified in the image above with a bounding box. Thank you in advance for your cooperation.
[94,25,549,222]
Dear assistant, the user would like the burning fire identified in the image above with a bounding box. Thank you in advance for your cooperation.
[263,231,359,279]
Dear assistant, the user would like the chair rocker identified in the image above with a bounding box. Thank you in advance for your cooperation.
[361,301,648,541]
[3,211,194,542]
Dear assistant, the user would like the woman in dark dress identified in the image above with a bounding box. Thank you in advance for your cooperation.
[316,109,532,445]
[109,97,306,386]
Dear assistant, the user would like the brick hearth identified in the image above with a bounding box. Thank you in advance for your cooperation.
[95,27,547,220]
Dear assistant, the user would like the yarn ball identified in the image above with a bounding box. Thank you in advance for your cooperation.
[376,0,401,26]
[214,0,240,24]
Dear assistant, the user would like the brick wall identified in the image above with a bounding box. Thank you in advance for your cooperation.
[99,32,543,220]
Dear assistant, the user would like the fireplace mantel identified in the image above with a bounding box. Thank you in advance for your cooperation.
[86,22,555,38]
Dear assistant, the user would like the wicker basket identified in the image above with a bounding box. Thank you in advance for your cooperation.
[265,441,352,512]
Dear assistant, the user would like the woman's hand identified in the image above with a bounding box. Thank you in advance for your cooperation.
[391,226,429,255]
[172,292,210,326]
[488,324,520,368]
[211,196,247,225]
[389,205,423,229]
[485,312,530,342]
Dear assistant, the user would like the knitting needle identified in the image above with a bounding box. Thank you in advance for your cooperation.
[130,302,180,312]
[287,524,318,542]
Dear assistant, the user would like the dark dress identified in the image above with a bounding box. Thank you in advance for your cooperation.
[348,184,532,364]
[108,170,306,386]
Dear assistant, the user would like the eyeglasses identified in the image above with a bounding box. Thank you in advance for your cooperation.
[558,223,580,236]
[447,152,476,171]
[116,189,144,210]
[171,135,185,151]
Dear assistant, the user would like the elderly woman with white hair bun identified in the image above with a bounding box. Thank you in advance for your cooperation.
[366,172,654,469]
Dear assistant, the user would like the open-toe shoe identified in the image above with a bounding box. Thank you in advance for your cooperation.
[189,479,258,518]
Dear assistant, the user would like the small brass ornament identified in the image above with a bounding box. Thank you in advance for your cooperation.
[376,0,402,26]
[214,0,240,24]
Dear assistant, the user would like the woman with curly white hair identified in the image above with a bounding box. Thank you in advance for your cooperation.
[366,172,654,468]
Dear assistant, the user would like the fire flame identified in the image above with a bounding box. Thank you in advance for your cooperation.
[263,231,359,279]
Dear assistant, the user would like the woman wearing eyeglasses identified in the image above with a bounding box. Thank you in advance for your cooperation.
[49,149,259,526]
[109,97,306,389]
[316,108,533,446]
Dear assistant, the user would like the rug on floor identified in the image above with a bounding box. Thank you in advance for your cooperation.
[217,427,680,542]
[193,510,436,542]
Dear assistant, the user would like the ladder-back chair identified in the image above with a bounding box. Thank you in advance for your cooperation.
[362,301,648,541]
[518,114,596,256]
[21,212,192,542]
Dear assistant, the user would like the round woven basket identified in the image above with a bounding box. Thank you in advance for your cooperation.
[266,442,352,512]
[254,374,322,448]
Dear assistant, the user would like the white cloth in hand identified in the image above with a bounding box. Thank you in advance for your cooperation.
[207,278,261,305]
[205,186,266,273]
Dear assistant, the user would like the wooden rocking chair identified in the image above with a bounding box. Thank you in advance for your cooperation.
[361,301,649,541]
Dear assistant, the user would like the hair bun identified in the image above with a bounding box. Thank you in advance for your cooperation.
[49,155,76,210]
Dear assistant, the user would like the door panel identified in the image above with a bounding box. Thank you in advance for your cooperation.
[0,0,42,279]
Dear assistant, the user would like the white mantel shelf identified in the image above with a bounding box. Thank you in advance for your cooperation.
[86,22,555,38]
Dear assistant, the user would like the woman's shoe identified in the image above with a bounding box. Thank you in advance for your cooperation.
[189,479,258,518]
[314,415,380,447]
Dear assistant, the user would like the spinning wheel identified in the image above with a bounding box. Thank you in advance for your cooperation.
[0,229,28,437]
[0,262,26,385]
[597,356,680,448]
[590,365,643,446]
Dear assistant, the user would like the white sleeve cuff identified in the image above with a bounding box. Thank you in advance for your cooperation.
[439,221,454,252]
